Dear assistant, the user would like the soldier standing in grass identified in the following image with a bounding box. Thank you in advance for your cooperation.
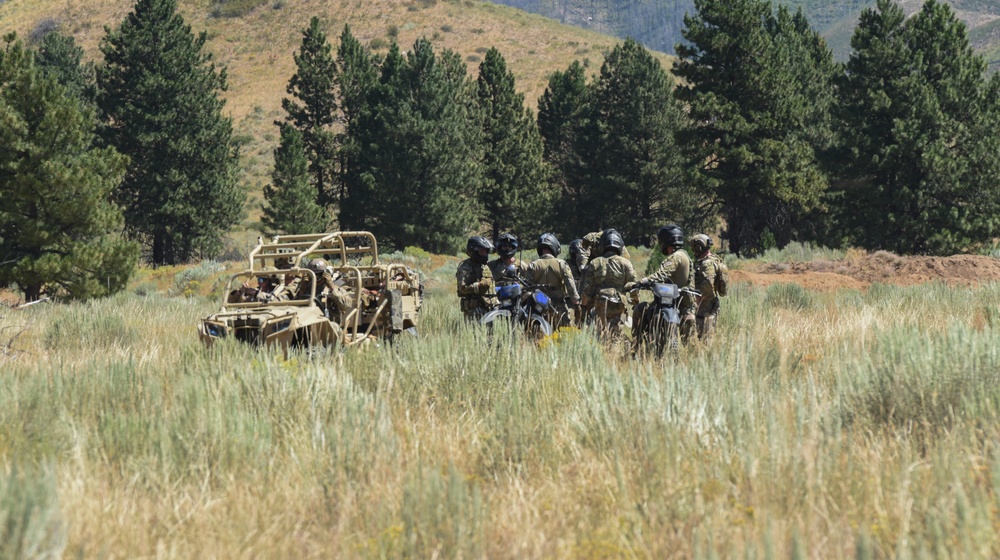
[488,233,528,286]
[528,232,580,328]
[632,224,696,342]
[579,229,635,340]
[690,233,724,344]
[456,236,498,321]
[577,229,631,272]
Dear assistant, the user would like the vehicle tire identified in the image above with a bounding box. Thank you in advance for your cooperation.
[526,314,553,341]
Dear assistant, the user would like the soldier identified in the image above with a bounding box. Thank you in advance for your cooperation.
[302,258,365,321]
[578,229,631,272]
[527,232,580,328]
[488,232,528,285]
[567,239,584,283]
[633,224,696,342]
[690,234,723,344]
[456,236,498,321]
[579,229,635,340]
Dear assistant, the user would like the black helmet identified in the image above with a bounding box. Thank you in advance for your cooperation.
[537,233,561,257]
[568,238,583,260]
[690,233,713,255]
[495,233,519,259]
[466,236,494,265]
[307,258,328,273]
[600,229,625,256]
[657,224,685,252]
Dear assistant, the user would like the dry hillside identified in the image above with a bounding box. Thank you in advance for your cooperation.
[0,0,672,197]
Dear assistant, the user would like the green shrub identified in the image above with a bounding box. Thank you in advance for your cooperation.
[210,0,267,18]
[0,466,66,560]
[763,282,814,310]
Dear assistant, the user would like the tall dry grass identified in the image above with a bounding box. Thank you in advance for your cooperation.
[2,264,1000,558]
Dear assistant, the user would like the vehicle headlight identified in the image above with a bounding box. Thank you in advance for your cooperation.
[204,322,226,337]
[270,319,292,332]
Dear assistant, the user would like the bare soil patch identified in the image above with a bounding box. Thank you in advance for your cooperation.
[737,253,1000,291]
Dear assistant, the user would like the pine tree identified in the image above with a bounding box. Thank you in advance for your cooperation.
[262,125,327,235]
[98,0,243,265]
[537,61,594,238]
[283,17,337,207]
[344,40,483,252]
[835,0,1000,254]
[0,34,138,301]
[590,38,692,241]
[335,25,378,228]
[674,0,835,255]
[34,31,96,107]
[476,47,551,241]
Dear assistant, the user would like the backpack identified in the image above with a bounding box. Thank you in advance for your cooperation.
[713,256,729,297]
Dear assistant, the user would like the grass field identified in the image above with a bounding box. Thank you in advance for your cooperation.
[3,250,1000,558]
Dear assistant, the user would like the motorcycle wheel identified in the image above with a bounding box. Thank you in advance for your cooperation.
[526,314,553,341]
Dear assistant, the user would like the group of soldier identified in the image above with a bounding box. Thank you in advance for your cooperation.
[456,224,726,345]
[230,256,369,320]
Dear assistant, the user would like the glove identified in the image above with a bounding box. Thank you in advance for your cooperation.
[624,282,636,291]
[477,279,492,295]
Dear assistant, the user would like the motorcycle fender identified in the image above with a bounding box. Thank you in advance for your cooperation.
[529,314,554,337]
[661,308,680,324]
[481,309,512,325]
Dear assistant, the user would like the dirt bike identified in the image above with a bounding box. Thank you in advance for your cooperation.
[629,282,701,357]
[480,279,554,339]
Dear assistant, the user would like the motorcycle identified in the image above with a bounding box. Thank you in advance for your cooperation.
[629,282,701,357]
[480,278,554,339]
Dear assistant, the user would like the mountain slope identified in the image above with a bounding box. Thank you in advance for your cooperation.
[487,0,1000,63]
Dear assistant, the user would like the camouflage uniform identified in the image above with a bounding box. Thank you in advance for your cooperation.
[578,231,631,272]
[456,258,497,321]
[643,249,696,341]
[693,253,723,343]
[579,251,636,339]
[527,254,580,328]
[487,257,528,286]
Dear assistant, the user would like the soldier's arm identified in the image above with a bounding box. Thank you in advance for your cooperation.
[561,261,581,302]
[456,264,478,297]
[644,256,678,284]
[624,260,637,285]
[696,261,716,300]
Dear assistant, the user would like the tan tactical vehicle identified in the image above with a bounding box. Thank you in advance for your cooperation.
[198,232,422,349]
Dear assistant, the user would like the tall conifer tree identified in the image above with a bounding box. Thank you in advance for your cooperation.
[0,34,138,301]
[345,40,483,252]
[335,25,377,227]
[34,31,96,107]
[591,38,691,240]
[476,47,550,240]
[283,17,337,207]
[98,0,242,265]
[835,0,1000,254]
[537,61,593,237]
[262,125,327,235]
[674,0,835,255]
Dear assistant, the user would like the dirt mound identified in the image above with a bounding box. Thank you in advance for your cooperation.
[737,253,1000,291]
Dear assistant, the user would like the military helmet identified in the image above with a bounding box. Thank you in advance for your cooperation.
[275,256,294,269]
[568,238,583,261]
[466,235,493,265]
[308,258,328,273]
[536,233,561,257]
[690,233,713,255]
[657,224,685,249]
[600,229,625,256]
[496,233,519,259]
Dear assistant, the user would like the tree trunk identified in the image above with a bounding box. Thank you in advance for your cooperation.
[23,283,42,302]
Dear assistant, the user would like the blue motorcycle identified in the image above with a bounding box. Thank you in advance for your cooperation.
[630,282,701,357]
[480,280,554,339]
